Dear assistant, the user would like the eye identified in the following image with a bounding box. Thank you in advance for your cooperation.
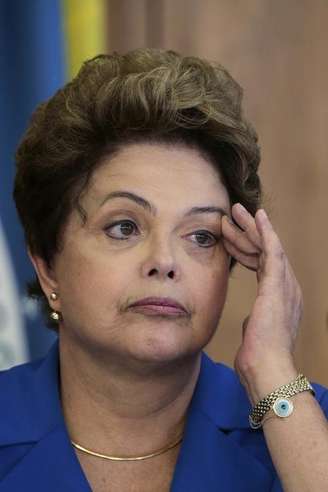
[104,220,139,240]
[189,230,219,248]
[104,221,218,247]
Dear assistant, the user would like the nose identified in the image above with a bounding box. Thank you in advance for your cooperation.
[141,233,180,281]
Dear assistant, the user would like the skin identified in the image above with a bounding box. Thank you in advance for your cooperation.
[31,142,231,490]
[222,205,328,491]
[30,142,328,491]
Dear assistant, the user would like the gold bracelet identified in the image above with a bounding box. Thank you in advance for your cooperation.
[249,374,315,429]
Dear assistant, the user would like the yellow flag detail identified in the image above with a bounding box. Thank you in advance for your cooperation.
[62,0,106,80]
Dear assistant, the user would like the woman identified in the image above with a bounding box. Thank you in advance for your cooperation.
[1,48,327,491]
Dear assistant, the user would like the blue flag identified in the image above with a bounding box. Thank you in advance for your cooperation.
[0,0,66,366]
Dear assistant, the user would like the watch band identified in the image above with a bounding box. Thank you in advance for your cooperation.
[249,373,315,429]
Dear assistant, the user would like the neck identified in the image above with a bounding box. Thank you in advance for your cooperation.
[58,334,202,457]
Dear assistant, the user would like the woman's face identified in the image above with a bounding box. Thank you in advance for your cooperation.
[51,142,231,365]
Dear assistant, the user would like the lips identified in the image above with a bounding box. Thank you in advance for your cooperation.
[128,297,188,314]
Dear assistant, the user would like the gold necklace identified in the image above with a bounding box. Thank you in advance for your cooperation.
[71,433,183,462]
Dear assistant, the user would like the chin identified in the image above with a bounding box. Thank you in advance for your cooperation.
[126,326,201,365]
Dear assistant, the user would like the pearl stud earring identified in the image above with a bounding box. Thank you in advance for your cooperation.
[50,311,60,322]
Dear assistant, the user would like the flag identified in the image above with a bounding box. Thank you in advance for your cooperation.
[0,0,65,367]
[0,0,106,367]
[0,219,28,369]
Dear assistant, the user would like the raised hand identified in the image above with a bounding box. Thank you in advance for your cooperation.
[221,204,301,404]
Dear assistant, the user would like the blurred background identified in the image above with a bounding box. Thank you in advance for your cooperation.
[1,0,327,384]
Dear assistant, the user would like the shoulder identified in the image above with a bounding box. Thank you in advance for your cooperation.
[0,355,44,378]
[0,338,59,395]
[0,356,48,443]
[0,356,44,400]
[0,340,61,445]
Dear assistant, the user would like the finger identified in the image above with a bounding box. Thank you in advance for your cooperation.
[255,209,283,261]
[231,203,262,249]
[255,209,288,288]
[223,238,259,271]
[222,215,261,255]
[255,211,303,315]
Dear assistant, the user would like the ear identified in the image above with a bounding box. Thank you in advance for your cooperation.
[27,248,61,311]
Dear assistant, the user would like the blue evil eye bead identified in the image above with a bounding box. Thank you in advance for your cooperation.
[273,398,294,418]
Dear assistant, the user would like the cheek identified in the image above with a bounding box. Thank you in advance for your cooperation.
[195,257,230,318]
[56,247,128,317]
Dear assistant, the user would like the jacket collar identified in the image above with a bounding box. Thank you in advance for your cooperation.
[0,339,274,491]
[190,349,251,429]
[170,350,274,491]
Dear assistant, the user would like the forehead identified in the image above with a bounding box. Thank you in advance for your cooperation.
[82,142,230,212]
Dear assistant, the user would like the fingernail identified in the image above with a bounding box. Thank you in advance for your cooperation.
[234,203,248,214]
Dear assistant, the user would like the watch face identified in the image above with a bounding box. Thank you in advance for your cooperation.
[273,398,294,418]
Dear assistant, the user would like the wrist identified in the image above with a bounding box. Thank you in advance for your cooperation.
[240,355,298,405]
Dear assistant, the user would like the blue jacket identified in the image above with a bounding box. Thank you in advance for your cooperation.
[1,339,328,491]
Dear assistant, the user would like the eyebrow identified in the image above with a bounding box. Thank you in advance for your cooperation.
[99,191,229,218]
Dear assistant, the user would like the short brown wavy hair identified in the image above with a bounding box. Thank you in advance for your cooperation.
[13,48,261,330]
